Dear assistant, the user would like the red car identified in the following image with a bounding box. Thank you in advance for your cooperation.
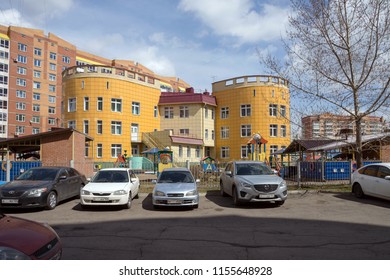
[0,211,62,259]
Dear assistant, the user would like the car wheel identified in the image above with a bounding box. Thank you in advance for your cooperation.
[124,193,132,209]
[354,183,365,198]
[232,187,241,206]
[45,191,58,210]
[220,181,227,197]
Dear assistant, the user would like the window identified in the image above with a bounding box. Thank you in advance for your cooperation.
[16,102,25,110]
[33,81,41,89]
[18,43,27,52]
[111,98,122,112]
[211,108,215,120]
[205,129,209,140]
[49,74,56,81]
[270,124,278,137]
[34,48,42,56]
[68,120,76,129]
[0,39,9,48]
[0,63,8,73]
[0,113,6,121]
[0,50,8,60]
[16,90,26,98]
[269,104,278,116]
[34,59,41,67]
[280,105,286,117]
[62,56,70,64]
[48,118,56,125]
[221,147,230,159]
[196,146,201,158]
[16,78,26,86]
[17,55,27,64]
[0,88,7,97]
[111,121,122,135]
[97,97,103,111]
[48,106,55,114]
[31,116,40,123]
[221,126,229,139]
[49,63,56,71]
[154,106,158,117]
[180,106,189,118]
[164,107,173,119]
[111,144,122,158]
[50,52,57,60]
[16,114,25,122]
[179,129,189,136]
[33,70,41,78]
[241,104,251,117]
[68,98,76,112]
[0,75,7,85]
[97,120,103,134]
[17,66,26,75]
[49,84,56,92]
[281,125,287,137]
[32,92,40,100]
[85,143,89,157]
[221,107,229,119]
[48,95,56,103]
[0,100,7,109]
[84,97,89,111]
[241,145,249,159]
[270,145,278,155]
[212,130,215,140]
[97,144,103,158]
[205,106,208,118]
[132,102,140,115]
[16,126,25,135]
[186,146,191,157]
[83,120,89,134]
[32,104,40,112]
[179,145,183,157]
[241,124,252,137]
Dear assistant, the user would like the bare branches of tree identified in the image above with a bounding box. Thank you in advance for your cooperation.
[260,0,390,167]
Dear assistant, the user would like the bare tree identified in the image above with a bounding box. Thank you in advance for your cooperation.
[261,0,390,167]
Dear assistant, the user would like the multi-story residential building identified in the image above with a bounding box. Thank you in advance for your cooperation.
[0,24,189,140]
[212,75,291,162]
[147,88,216,161]
[301,113,386,139]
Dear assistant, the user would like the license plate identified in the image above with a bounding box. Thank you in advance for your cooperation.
[167,200,182,204]
[2,199,19,204]
[93,197,109,201]
[259,194,274,198]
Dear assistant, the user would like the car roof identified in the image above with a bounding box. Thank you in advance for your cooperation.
[361,162,390,168]
[98,168,131,171]
[160,167,190,172]
[232,161,267,165]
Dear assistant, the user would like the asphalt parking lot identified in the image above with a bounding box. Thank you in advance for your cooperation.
[4,191,390,260]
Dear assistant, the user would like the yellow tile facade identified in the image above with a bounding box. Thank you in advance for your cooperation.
[62,65,161,161]
[212,75,291,162]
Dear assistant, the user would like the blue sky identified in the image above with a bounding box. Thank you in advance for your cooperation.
[1,0,291,92]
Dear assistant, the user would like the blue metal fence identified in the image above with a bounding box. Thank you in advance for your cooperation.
[0,161,42,182]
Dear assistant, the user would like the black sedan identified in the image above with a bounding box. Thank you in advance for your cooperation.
[0,166,87,210]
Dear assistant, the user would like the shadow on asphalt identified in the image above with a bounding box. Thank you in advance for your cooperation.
[332,192,390,209]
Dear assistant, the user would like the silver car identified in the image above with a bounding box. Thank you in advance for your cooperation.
[220,161,287,206]
[152,168,199,209]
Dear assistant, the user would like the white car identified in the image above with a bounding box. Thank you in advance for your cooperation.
[80,168,140,209]
[351,163,390,201]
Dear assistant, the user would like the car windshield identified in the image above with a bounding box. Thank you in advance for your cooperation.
[92,170,129,183]
[158,171,194,183]
[16,168,59,181]
[236,164,274,176]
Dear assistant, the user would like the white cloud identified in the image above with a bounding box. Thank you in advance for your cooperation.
[178,0,290,44]
[0,9,33,27]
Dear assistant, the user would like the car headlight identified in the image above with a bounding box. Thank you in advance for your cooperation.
[113,190,127,195]
[26,187,48,197]
[154,190,165,196]
[81,189,91,195]
[186,190,198,196]
[238,181,253,188]
[279,181,287,188]
[0,247,31,260]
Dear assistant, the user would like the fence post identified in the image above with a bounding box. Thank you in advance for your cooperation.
[6,159,11,182]
[297,161,301,188]
[186,160,190,170]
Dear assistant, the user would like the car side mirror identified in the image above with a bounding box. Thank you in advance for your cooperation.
[152,179,157,184]
[195,179,200,183]
[385,176,390,180]
[225,170,232,176]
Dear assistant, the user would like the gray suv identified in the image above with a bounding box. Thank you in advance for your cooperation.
[220,161,287,206]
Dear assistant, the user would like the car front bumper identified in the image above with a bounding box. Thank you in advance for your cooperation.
[80,194,128,206]
[152,195,199,207]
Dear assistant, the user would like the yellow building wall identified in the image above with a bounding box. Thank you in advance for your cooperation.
[62,66,161,162]
[213,76,291,162]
